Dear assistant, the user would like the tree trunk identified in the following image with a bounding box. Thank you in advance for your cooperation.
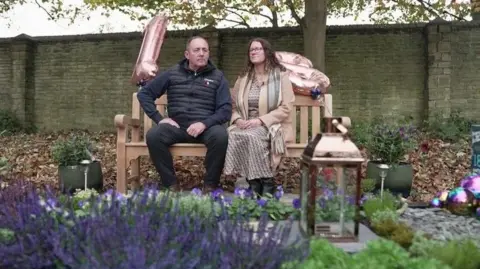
[473,0,480,20]
[303,0,327,72]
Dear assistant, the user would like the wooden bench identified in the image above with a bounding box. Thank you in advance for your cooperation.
[114,92,333,194]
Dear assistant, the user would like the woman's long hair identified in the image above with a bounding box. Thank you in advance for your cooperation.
[239,37,286,78]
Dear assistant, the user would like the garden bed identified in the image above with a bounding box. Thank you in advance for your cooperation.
[2,180,480,269]
[0,129,473,202]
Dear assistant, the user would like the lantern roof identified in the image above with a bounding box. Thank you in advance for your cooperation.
[302,120,364,165]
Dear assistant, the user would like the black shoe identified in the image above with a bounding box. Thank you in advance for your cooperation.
[247,179,263,199]
[261,177,276,197]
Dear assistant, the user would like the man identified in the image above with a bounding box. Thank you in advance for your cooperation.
[137,36,232,193]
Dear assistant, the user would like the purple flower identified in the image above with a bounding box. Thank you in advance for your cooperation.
[223,196,233,206]
[360,195,368,205]
[257,198,267,207]
[46,198,57,208]
[211,189,224,200]
[336,188,344,196]
[318,198,326,208]
[105,189,114,196]
[323,188,334,200]
[292,198,301,209]
[234,187,248,199]
[274,186,284,200]
[191,188,202,196]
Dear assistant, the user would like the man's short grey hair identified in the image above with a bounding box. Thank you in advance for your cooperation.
[186,35,209,50]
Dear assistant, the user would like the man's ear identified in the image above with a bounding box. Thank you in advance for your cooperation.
[184,50,189,59]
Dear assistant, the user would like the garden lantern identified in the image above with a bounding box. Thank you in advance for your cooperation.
[299,118,365,242]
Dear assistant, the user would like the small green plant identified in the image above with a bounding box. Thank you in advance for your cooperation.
[363,191,399,220]
[51,135,93,166]
[0,228,14,244]
[361,178,376,193]
[0,110,23,136]
[389,222,415,249]
[364,119,418,165]
[350,121,372,148]
[282,237,451,269]
[176,194,223,219]
[425,111,471,142]
[410,235,480,269]
[0,157,9,176]
[370,209,399,225]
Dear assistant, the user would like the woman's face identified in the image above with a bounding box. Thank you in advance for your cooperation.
[249,41,265,65]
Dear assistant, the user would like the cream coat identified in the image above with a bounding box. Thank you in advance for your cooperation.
[229,71,295,171]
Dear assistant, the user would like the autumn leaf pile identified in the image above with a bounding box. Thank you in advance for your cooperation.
[0,130,473,202]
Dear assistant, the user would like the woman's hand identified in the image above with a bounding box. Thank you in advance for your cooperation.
[235,119,247,129]
[243,118,263,129]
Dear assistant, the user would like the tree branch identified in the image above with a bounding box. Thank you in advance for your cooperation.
[285,0,304,27]
[388,0,466,21]
[225,5,274,23]
[222,17,251,28]
[415,0,466,20]
[224,7,252,27]
[33,0,56,20]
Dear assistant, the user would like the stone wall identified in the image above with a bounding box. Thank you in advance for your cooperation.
[0,20,479,131]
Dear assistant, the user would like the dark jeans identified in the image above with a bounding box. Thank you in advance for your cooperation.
[145,123,228,187]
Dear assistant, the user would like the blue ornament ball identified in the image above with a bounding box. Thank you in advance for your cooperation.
[430,197,442,208]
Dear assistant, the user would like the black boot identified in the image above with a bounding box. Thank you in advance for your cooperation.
[261,177,276,198]
[247,179,263,199]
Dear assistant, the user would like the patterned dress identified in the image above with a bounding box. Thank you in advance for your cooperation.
[224,79,274,180]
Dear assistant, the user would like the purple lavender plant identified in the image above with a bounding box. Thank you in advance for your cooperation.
[0,183,309,269]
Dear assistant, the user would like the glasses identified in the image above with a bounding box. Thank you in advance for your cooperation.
[249,47,264,52]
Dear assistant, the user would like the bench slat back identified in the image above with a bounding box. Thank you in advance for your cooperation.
[132,92,332,144]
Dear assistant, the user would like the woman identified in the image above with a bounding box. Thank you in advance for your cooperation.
[224,37,295,197]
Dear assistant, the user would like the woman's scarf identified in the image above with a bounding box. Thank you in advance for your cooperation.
[266,68,286,156]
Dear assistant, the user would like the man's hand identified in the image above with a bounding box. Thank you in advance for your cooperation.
[243,118,263,129]
[187,122,206,138]
[159,118,180,128]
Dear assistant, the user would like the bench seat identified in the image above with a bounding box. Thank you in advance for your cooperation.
[125,142,308,158]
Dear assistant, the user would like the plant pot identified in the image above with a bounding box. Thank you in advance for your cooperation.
[58,161,103,194]
[366,161,413,198]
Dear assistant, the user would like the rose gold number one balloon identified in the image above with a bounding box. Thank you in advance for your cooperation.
[131,14,169,86]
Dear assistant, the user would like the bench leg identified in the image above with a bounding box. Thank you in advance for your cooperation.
[116,145,128,194]
[130,158,140,191]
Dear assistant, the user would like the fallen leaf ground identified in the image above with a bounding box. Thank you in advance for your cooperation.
[0,130,472,202]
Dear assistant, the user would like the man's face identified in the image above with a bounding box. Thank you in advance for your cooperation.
[185,38,209,70]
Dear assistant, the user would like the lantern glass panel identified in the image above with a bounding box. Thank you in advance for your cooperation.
[314,164,361,242]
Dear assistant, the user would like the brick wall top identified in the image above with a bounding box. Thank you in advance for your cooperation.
[1,20,479,45]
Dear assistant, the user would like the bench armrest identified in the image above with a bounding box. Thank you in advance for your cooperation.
[114,114,141,129]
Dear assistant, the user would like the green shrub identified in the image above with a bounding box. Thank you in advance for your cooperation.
[0,110,23,136]
[361,178,376,193]
[350,121,372,148]
[51,135,93,166]
[424,111,471,142]
[409,235,480,269]
[370,209,399,225]
[362,191,398,220]
[283,238,451,269]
